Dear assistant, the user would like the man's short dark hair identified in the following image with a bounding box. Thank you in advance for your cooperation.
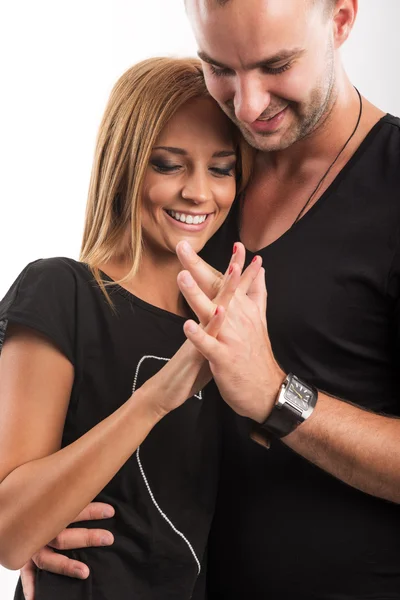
[313,0,337,15]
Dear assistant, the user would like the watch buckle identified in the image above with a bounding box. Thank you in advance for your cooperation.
[250,426,271,450]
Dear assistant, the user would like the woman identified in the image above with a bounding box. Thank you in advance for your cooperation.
[0,57,255,599]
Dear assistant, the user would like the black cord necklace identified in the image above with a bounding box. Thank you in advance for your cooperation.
[292,87,363,226]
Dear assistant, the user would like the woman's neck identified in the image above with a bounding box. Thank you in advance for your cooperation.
[100,251,189,318]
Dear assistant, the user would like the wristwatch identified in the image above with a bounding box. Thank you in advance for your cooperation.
[251,373,318,449]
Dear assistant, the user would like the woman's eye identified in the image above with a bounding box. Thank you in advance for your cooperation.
[150,161,181,174]
[210,165,235,177]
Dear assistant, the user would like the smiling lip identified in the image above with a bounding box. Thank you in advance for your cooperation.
[164,209,214,232]
[250,106,288,134]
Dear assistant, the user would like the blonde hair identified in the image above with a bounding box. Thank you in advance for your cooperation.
[80,57,253,302]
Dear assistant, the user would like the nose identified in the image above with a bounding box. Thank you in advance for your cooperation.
[233,75,271,124]
[181,167,213,205]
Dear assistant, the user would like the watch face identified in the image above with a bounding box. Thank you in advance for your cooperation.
[285,378,312,410]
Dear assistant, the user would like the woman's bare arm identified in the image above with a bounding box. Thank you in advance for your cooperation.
[0,324,180,570]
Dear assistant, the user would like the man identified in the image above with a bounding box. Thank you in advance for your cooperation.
[20,1,400,598]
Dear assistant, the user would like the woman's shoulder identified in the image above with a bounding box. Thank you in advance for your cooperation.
[9,257,103,300]
[0,257,103,362]
[20,256,92,282]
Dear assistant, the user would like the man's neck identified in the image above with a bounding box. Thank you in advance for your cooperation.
[257,77,370,180]
[240,77,385,252]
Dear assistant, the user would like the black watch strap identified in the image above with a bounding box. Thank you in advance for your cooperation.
[260,401,302,437]
[251,373,318,449]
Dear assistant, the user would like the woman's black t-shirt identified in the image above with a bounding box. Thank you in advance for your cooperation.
[0,258,220,600]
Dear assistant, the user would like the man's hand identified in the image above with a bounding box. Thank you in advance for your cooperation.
[146,244,263,418]
[20,502,114,600]
[176,240,268,323]
[177,247,285,423]
[176,240,246,301]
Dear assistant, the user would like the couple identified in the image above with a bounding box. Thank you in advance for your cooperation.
[2,0,400,598]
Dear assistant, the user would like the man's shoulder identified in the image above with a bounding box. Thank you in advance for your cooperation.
[382,113,400,128]
[360,113,400,174]
[376,113,400,141]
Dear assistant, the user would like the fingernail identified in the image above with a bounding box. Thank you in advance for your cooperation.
[214,307,219,316]
[187,321,198,334]
[252,256,258,263]
[101,535,113,545]
[180,241,191,254]
[102,508,114,518]
[233,243,237,254]
[228,265,233,275]
[180,271,193,286]
[73,569,85,579]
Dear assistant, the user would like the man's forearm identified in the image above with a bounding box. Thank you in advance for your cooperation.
[284,393,400,503]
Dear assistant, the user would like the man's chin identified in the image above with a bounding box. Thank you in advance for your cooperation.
[239,128,285,152]
[237,122,301,152]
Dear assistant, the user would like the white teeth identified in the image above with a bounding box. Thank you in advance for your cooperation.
[166,210,208,225]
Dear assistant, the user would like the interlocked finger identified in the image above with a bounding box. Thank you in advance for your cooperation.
[237,255,263,295]
[221,242,246,280]
[176,240,246,301]
[203,305,225,339]
[177,270,220,326]
[247,266,267,323]
[212,261,242,310]
[183,320,220,363]
[176,241,225,299]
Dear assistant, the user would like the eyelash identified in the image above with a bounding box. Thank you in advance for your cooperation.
[151,162,234,177]
[151,162,179,173]
[210,62,292,77]
[212,167,235,177]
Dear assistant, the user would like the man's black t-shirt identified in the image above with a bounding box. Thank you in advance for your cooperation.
[200,114,400,599]
[0,258,220,600]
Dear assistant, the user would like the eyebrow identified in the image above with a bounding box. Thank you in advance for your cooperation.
[197,48,305,71]
[152,146,236,158]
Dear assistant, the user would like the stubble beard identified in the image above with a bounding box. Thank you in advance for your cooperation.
[222,43,337,153]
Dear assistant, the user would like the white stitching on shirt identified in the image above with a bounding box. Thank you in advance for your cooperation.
[132,354,201,400]
[136,445,201,575]
[132,354,202,575]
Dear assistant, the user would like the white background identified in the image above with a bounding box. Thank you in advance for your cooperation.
[1,1,400,596]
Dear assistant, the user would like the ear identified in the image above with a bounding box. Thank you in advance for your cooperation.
[332,0,358,49]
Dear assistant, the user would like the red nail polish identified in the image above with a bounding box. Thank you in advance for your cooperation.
[252,256,258,263]
[229,265,233,275]
[214,306,219,316]
[233,244,237,254]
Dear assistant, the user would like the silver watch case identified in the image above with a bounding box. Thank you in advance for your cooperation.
[259,373,318,439]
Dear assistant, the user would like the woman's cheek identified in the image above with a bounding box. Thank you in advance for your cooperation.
[218,178,237,210]
[144,179,177,208]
